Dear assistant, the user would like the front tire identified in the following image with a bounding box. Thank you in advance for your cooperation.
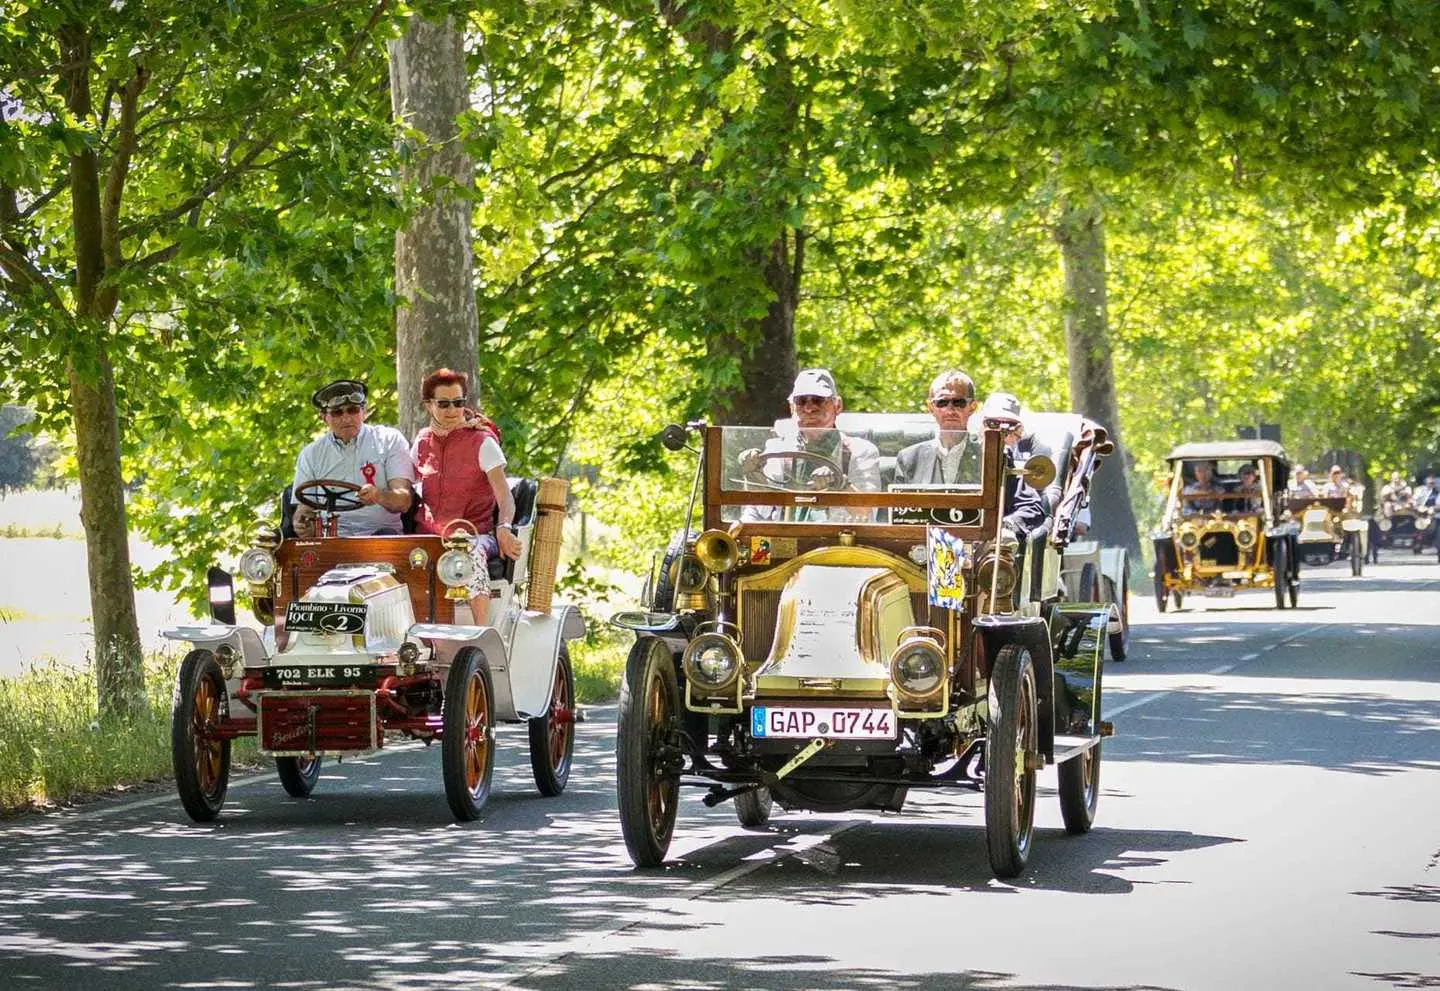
[528,645,576,797]
[1273,540,1290,610]
[1106,572,1129,662]
[616,637,683,867]
[276,756,322,798]
[171,649,232,822]
[985,643,1039,879]
[734,787,774,828]
[442,647,496,821]
[1153,559,1168,613]
[1058,742,1101,835]
[1350,534,1364,577]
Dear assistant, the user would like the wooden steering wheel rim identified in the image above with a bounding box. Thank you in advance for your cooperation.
[294,478,366,513]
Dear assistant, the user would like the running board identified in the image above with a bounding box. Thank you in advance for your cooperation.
[1052,733,1102,764]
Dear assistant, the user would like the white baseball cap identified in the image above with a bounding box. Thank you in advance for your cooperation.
[980,392,1024,426]
[789,368,838,399]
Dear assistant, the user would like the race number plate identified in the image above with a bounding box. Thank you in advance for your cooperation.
[751,706,896,740]
[263,664,378,688]
[284,601,367,635]
[892,506,982,527]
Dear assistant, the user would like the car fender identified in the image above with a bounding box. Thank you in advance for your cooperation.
[504,603,585,718]
[408,623,517,720]
[972,614,1056,758]
[161,623,269,668]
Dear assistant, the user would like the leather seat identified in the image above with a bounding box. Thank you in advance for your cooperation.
[489,477,539,580]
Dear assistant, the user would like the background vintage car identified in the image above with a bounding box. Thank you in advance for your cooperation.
[1152,440,1300,609]
[165,476,584,823]
[611,411,1116,880]
[1290,493,1369,575]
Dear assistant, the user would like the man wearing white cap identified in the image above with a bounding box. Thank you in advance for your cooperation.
[980,391,1064,516]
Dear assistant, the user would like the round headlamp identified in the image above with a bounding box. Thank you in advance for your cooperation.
[1378,518,1392,532]
[681,632,741,691]
[437,549,476,588]
[238,548,277,583]
[1236,528,1257,548]
[1418,516,1432,530]
[889,637,946,704]
[1179,530,1200,549]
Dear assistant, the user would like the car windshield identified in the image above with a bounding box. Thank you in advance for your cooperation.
[712,418,990,527]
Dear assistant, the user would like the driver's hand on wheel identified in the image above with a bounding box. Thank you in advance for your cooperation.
[738,448,764,475]
[807,465,838,490]
[357,483,382,506]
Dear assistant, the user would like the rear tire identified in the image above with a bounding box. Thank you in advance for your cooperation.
[1350,535,1364,577]
[1058,742,1101,835]
[276,756,321,798]
[1106,572,1129,662]
[1273,540,1290,610]
[528,646,576,797]
[1078,563,1100,602]
[734,787,773,828]
[985,644,1038,880]
[172,649,232,822]
[442,647,496,821]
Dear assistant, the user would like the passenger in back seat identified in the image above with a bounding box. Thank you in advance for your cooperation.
[981,392,1064,516]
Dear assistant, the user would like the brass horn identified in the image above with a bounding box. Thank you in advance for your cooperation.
[694,528,740,574]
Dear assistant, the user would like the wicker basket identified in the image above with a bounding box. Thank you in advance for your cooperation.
[525,477,569,614]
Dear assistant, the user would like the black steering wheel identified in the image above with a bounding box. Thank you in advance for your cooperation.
[752,449,844,491]
[295,478,366,513]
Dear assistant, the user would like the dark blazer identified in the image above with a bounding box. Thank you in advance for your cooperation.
[894,436,1045,538]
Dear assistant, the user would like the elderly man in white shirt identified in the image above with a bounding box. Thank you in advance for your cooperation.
[292,379,416,536]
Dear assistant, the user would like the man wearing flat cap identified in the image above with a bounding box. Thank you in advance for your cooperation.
[292,379,416,536]
[740,368,880,521]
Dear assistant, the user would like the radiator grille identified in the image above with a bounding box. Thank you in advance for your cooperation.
[739,589,781,665]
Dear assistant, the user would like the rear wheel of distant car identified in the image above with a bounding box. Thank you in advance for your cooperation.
[442,647,496,821]
[734,787,774,828]
[1106,572,1129,662]
[528,645,575,797]
[275,755,322,797]
[985,643,1038,879]
[1273,541,1290,610]
[171,649,232,822]
[1058,741,1101,835]
[617,637,682,867]
[1153,559,1168,613]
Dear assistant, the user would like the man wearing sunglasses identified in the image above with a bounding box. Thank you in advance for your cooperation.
[292,379,416,537]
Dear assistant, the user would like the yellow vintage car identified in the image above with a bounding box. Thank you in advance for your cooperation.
[1290,492,1368,575]
[1152,441,1300,609]
[612,411,1117,880]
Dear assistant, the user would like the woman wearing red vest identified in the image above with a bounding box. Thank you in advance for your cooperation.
[412,368,523,622]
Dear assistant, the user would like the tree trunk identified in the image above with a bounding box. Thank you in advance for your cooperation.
[710,234,801,425]
[389,16,479,438]
[1054,196,1142,565]
[60,23,145,718]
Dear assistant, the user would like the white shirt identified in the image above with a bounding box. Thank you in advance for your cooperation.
[294,423,415,535]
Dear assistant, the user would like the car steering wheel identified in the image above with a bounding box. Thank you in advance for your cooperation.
[294,478,366,513]
[755,449,844,491]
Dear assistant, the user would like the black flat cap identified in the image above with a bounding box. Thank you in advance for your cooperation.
[311,379,368,410]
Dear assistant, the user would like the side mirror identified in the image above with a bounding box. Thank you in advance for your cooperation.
[661,424,690,451]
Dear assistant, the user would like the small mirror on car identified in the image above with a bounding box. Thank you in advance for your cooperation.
[661,424,690,451]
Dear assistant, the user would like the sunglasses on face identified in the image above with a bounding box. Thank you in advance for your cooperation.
[429,398,467,409]
[930,397,972,409]
[792,395,831,408]
[323,404,363,417]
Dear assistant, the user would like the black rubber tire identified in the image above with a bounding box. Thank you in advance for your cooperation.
[442,646,496,821]
[171,649,232,822]
[650,528,697,612]
[617,637,682,867]
[1078,563,1100,603]
[1172,590,1183,610]
[985,643,1039,880]
[276,756,322,798]
[1273,540,1290,610]
[1350,534,1364,577]
[734,787,774,828]
[1154,559,1168,613]
[1058,741,1101,835]
[528,645,576,797]
[1107,572,1129,662]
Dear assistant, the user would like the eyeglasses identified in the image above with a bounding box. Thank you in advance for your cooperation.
[323,404,363,417]
[429,398,467,409]
[930,397,972,409]
[792,395,831,408]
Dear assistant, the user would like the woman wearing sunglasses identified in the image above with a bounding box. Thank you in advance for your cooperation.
[411,368,524,622]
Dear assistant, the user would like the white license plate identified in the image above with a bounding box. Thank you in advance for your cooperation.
[751,706,896,740]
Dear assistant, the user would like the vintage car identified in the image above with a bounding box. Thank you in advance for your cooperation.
[1290,492,1368,575]
[165,476,584,823]
[1376,481,1435,553]
[1152,441,1300,609]
[612,410,1116,879]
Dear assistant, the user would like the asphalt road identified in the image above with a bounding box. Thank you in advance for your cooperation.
[2,555,1437,991]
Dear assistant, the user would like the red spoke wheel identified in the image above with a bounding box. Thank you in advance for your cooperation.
[276,755,322,798]
[442,647,495,821]
[528,645,576,796]
[171,649,232,822]
[617,637,682,867]
[985,643,1038,879]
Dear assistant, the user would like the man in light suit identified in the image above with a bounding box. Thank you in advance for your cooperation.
[893,370,1044,539]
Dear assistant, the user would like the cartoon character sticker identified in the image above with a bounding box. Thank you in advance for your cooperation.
[749,536,772,565]
[927,527,967,609]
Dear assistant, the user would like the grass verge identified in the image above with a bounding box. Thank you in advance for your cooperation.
[0,523,82,539]
[0,653,258,813]
[570,626,629,704]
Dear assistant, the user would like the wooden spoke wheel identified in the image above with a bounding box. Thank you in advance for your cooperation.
[171,649,232,822]
[985,643,1039,879]
[276,755,322,798]
[616,637,683,867]
[528,645,576,797]
[1058,742,1102,835]
[294,478,365,513]
[442,647,496,821]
